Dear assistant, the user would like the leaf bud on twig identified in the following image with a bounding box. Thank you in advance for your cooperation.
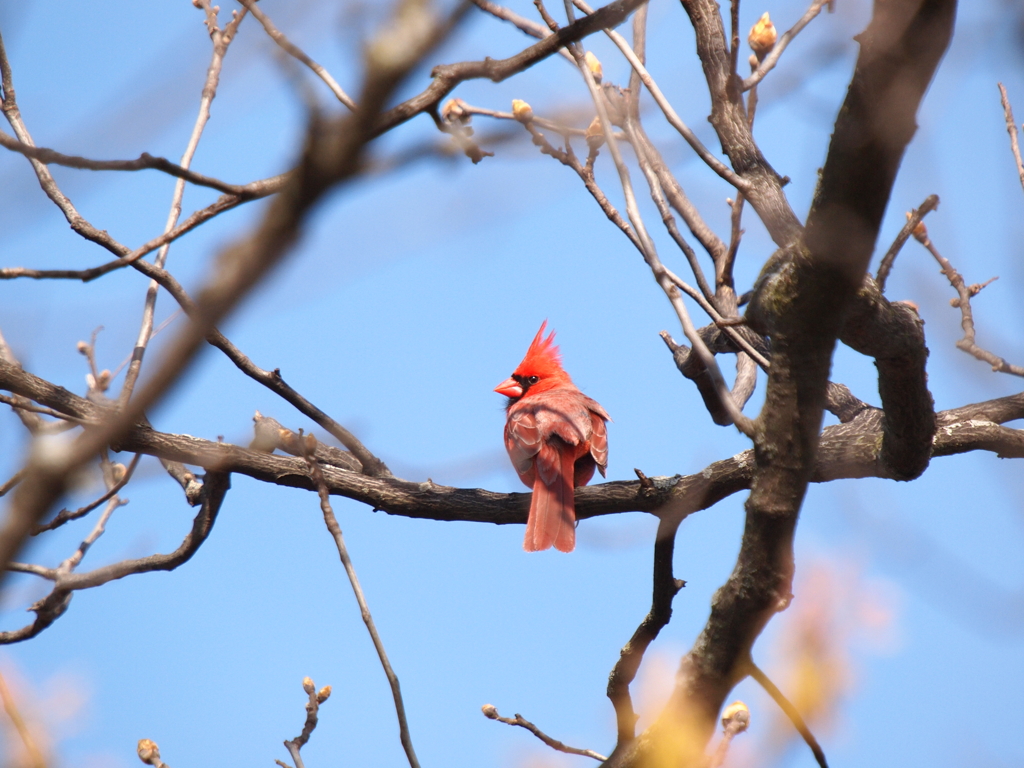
[906,211,929,243]
[585,116,605,150]
[77,340,90,355]
[584,51,603,83]
[481,703,499,719]
[511,99,534,123]
[721,700,750,734]
[317,685,332,703]
[137,739,161,766]
[302,676,315,695]
[748,13,777,60]
[441,98,469,124]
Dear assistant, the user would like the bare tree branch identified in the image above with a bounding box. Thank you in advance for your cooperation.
[605,1,956,763]
[33,453,142,535]
[372,0,647,137]
[120,1,248,407]
[0,129,251,194]
[875,193,939,290]
[0,0,449,582]
[572,0,747,189]
[914,223,1024,377]
[998,83,1024,198]
[481,704,607,761]
[607,515,685,742]
[1,471,228,644]
[281,677,332,768]
[303,442,420,768]
[239,0,357,110]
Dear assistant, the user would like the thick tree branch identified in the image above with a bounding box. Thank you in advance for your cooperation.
[606,1,956,764]
[3,359,1015,538]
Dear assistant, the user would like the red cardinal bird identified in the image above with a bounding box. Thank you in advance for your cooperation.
[494,322,610,553]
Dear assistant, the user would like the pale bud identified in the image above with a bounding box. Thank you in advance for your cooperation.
[111,463,127,483]
[585,116,605,150]
[906,212,928,243]
[721,700,750,734]
[441,98,468,124]
[137,739,161,765]
[77,341,89,355]
[584,51,603,83]
[511,99,534,123]
[748,13,777,59]
[317,685,332,703]
[481,703,499,719]
[96,369,112,391]
[302,676,315,695]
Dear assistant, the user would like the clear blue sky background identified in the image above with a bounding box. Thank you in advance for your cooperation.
[0,1,1022,767]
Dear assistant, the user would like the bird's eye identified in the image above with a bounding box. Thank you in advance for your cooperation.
[528,376,539,385]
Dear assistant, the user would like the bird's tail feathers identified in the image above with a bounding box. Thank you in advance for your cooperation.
[524,447,576,553]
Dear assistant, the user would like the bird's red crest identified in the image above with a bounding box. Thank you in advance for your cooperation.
[514,321,566,379]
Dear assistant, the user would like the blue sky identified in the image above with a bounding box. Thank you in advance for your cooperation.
[1,1,1022,767]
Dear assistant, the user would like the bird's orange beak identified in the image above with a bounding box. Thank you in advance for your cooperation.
[494,377,523,398]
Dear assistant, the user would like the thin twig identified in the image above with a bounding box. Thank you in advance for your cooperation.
[998,83,1024,198]
[303,443,421,768]
[34,454,141,535]
[1,473,229,644]
[607,515,685,744]
[481,704,607,761]
[460,103,591,136]
[119,1,248,406]
[469,0,576,62]
[628,123,717,306]
[569,28,755,435]
[571,0,747,190]
[663,269,770,369]
[0,176,285,283]
[875,194,939,291]
[519,117,643,251]
[0,129,249,195]
[749,662,828,768]
[60,495,122,574]
[282,677,331,768]
[915,227,1024,377]
[5,562,56,579]
[0,394,81,423]
[742,0,828,91]
[239,0,357,110]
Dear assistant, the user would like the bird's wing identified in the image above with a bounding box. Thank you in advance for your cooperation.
[589,410,608,476]
[505,408,541,481]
